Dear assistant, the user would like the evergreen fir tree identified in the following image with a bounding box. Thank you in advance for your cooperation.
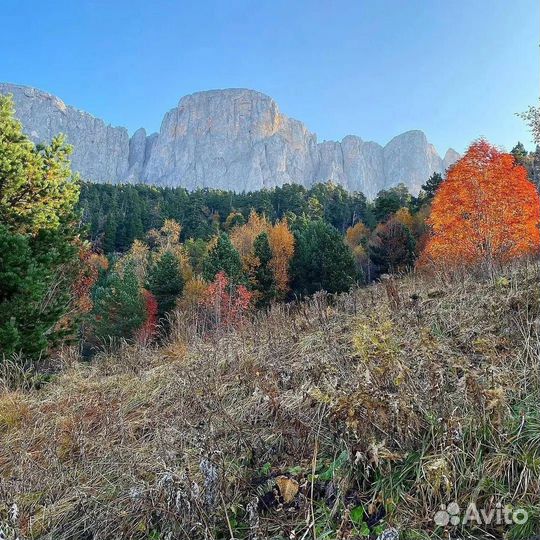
[203,233,244,284]
[91,265,146,344]
[511,142,528,165]
[103,213,118,253]
[373,188,404,222]
[0,96,80,360]
[252,232,277,308]
[420,172,444,201]
[147,251,184,319]
[291,220,357,296]
[0,225,76,357]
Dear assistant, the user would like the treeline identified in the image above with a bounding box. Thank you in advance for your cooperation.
[78,179,438,253]
[79,181,375,251]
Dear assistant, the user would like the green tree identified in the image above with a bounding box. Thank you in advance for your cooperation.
[0,95,79,233]
[420,172,444,201]
[511,142,528,165]
[0,95,80,360]
[203,233,244,284]
[103,213,118,253]
[147,251,184,319]
[0,225,77,358]
[369,218,416,275]
[184,237,208,274]
[91,266,146,344]
[291,220,357,296]
[252,232,277,308]
[373,184,410,222]
[116,188,144,251]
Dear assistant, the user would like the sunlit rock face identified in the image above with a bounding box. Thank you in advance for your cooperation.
[0,83,131,183]
[1,84,460,197]
[443,148,461,171]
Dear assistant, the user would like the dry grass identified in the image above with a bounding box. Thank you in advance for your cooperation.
[1,263,539,540]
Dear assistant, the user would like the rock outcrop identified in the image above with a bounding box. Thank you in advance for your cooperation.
[443,148,461,172]
[0,83,131,184]
[0,83,460,197]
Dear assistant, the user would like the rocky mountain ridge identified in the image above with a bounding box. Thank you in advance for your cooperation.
[0,83,459,197]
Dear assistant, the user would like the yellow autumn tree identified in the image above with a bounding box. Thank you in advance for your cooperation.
[268,218,295,296]
[230,210,270,258]
[144,218,196,285]
[345,222,369,249]
[393,208,415,232]
[116,239,150,284]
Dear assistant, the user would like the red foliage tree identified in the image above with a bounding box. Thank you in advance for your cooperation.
[73,246,109,314]
[420,140,540,267]
[135,289,159,344]
[201,271,252,329]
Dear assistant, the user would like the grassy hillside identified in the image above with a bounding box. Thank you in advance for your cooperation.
[1,264,539,540]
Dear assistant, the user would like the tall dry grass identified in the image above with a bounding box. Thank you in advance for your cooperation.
[1,263,539,540]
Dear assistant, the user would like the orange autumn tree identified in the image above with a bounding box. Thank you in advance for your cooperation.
[230,210,270,258]
[230,212,295,297]
[135,289,159,345]
[268,218,295,296]
[420,139,540,267]
[201,271,252,329]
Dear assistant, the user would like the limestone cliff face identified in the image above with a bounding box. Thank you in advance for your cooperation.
[443,148,461,172]
[383,131,445,195]
[143,89,319,191]
[0,83,131,183]
[0,83,460,196]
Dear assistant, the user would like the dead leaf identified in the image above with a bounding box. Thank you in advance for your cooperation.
[275,475,299,503]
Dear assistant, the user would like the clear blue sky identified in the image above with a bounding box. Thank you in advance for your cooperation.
[2,0,538,154]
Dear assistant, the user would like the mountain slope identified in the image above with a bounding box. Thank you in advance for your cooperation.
[1,265,538,539]
[0,83,459,197]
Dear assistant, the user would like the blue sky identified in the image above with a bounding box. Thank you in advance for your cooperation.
[1,0,538,154]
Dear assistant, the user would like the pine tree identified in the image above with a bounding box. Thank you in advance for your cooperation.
[123,189,144,249]
[0,225,74,357]
[91,266,146,344]
[0,95,79,233]
[252,232,277,308]
[291,220,357,296]
[203,233,244,284]
[420,172,444,201]
[103,213,118,253]
[511,142,528,165]
[147,251,184,319]
[0,96,80,360]
[373,188,405,222]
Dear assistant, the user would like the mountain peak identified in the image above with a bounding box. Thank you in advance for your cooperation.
[0,83,459,197]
